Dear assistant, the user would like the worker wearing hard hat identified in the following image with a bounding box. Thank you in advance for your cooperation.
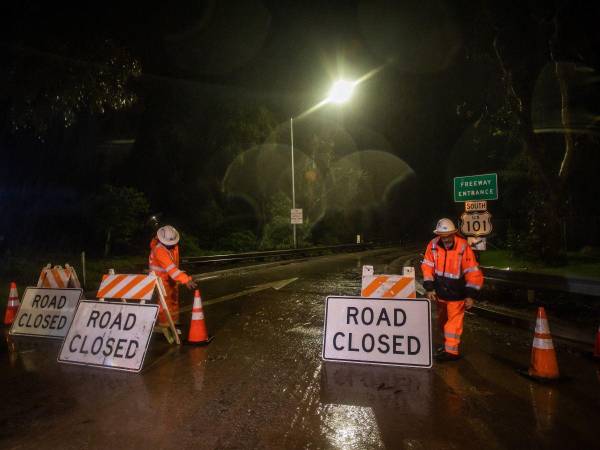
[149,225,197,326]
[421,218,484,361]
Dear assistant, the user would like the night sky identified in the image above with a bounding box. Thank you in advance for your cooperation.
[1,1,600,253]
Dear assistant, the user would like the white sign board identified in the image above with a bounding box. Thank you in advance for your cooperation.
[322,296,432,368]
[460,211,492,236]
[290,208,303,224]
[58,301,158,373]
[465,201,487,212]
[468,236,487,251]
[10,288,83,339]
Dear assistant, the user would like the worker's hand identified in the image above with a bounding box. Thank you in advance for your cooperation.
[425,291,438,302]
[464,297,474,310]
[185,279,198,290]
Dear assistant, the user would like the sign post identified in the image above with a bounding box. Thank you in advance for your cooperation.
[322,296,432,368]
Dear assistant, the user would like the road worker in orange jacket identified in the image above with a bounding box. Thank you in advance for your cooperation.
[421,218,484,361]
[149,225,197,326]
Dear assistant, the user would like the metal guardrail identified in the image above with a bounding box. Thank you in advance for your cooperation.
[412,253,600,297]
[182,242,402,266]
[482,267,600,297]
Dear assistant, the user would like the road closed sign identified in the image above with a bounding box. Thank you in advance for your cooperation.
[322,296,432,368]
[58,301,158,372]
[10,288,82,339]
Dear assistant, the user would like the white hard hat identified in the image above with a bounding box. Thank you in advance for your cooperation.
[157,225,180,246]
[433,218,457,236]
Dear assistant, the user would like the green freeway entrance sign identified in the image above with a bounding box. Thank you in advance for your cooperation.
[453,173,498,202]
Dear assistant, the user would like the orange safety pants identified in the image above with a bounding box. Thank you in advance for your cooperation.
[436,299,465,355]
[158,277,180,326]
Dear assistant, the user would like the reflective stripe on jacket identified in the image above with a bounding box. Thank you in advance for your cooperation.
[421,235,483,300]
[148,238,191,284]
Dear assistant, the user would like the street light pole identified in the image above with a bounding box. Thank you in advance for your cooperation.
[288,79,358,249]
[290,117,297,248]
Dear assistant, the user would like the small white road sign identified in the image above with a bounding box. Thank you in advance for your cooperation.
[460,211,493,236]
[10,288,82,339]
[322,296,432,368]
[468,237,487,251]
[465,201,487,212]
[58,301,158,373]
[290,208,303,224]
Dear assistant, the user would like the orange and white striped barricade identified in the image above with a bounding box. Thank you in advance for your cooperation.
[96,270,179,345]
[361,265,417,299]
[37,264,81,289]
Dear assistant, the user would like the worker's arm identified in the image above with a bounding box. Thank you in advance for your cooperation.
[421,242,437,300]
[462,245,483,304]
[155,246,193,284]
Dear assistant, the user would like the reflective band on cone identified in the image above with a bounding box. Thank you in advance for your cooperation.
[3,282,20,326]
[187,290,211,345]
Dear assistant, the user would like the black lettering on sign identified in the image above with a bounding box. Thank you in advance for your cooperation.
[69,334,82,352]
[361,307,374,325]
[378,334,390,353]
[377,308,391,326]
[58,296,66,309]
[124,313,136,330]
[394,309,406,326]
[49,315,59,329]
[47,296,58,309]
[32,295,41,308]
[103,338,115,357]
[346,307,358,325]
[408,336,420,355]
[393,335,405,354]
[114,339,127,358]
[91,337,103,355]
[40,295,49,308]
[57,316,67,329]
[362,334,375,352]
[333,332,345,350]
[110,313,122,330]
[79,335,89,354]
[99,311,111,328]
[87,310,100,327]
[125,340,139,358]
[43,315,50,329]
[34,314,43,328]
[18,313,28,327]
[348,333,359,352]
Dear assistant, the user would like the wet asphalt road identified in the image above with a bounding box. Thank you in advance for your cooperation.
[1,247,599,449]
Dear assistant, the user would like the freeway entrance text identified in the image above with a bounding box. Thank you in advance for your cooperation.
[453,173,498,202]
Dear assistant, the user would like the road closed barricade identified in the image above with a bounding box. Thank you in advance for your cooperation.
[361,265,416,299]
[10,287,83,339]
[9,263,84,339]
[58,271,177,373]
[322,296,432,368]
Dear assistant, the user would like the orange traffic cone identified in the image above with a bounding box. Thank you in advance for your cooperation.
[187,290,212,345]
[3,282,20,326]
[524,307,560,381]
[593,325,600,360]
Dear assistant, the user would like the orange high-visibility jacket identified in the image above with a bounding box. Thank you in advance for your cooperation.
[148,238,192,285]
[421,235,483,300]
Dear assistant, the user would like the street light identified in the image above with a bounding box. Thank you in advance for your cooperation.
[290,79,356,248]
